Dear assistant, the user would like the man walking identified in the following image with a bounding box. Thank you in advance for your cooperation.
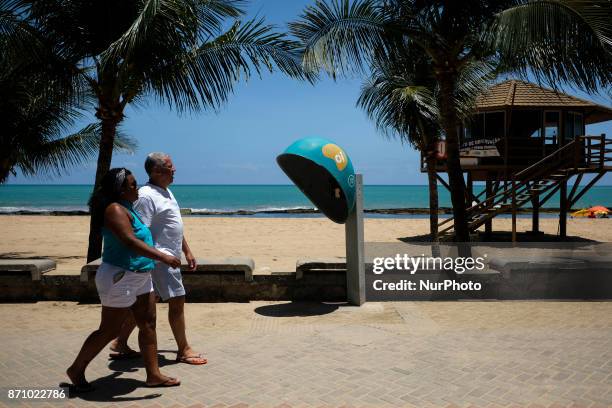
[110,152,206,365]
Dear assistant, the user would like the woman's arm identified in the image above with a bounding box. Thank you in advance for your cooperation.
[104,203,181,268]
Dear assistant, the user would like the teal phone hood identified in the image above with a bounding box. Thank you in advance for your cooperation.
[277,137,356,224]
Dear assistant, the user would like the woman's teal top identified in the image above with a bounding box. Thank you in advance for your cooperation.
[102,201,156,272]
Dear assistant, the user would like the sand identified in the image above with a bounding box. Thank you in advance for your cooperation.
[1,215,611,274]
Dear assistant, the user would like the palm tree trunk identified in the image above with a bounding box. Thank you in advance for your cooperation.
[86,109,121,262]
[426,154,439,242]
[436,72,469,242]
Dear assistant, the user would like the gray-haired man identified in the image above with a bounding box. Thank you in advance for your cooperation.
[110,152,206,365]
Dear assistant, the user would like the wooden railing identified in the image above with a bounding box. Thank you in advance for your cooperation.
[508,134,611,240]
[438,141,577,229]
[438,134,610,235]
[514,138,579,181]
[581,134,612,168]
[424,134,612,171]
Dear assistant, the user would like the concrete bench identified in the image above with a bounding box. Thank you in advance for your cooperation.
[488,255,612,273]
[296,258,346,280]
[192,257,254,282]
[0,258,56,301]
[0,258,56,281]
[487,255,612,299]
[80,259,102,282]
[81,257,254,283]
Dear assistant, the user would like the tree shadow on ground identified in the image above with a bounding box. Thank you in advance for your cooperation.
[0,252,82,260]
[397,233,435,242]
[398,231,597,244]
[254,301,341,317]
[471,231,596,243]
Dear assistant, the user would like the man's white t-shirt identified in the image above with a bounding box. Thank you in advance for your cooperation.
[134,183,184,258]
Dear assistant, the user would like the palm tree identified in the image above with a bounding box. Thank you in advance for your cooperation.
[291,0,611,241]
[357,44,442,240]
[0,28,134,183]
[357,42,495,241]
[8,0,312,261]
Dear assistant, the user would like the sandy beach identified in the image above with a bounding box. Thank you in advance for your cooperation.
[1,215,611,274]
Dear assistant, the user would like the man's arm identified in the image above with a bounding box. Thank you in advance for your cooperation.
[182,236,196,271]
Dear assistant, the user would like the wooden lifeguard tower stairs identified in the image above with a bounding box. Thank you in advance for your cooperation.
[424,80,612,239]
[438,135,612,238]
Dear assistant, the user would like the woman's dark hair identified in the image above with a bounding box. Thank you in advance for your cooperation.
[88,168,133,229]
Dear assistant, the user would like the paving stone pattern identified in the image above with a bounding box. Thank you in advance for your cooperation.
[0,301,611,407]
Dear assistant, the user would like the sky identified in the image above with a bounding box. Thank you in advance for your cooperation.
[5,0,612,185]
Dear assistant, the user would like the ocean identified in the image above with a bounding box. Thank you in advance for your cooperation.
[0,184,610,218]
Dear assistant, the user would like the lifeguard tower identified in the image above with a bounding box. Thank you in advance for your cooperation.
[424,80,612,239]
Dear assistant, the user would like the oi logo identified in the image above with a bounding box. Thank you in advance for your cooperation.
[322,143,348,171]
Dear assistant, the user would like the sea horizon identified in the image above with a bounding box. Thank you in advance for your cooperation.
[4,182,612,186]
[1,184,610,218]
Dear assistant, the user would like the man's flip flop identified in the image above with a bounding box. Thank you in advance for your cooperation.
[145,377,181,388]
[109,350,141,360]
[176,354,207,365]
[60,381,95,394]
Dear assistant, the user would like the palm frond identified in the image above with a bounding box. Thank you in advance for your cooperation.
[194,0,246,39]
[100,0,162,65]
[147,18,310,112]
[289,0,385,76]
[358,72,438,149]
[0,1,51,65]
[0,0,27,35]
[18,124,136,178]
[453,59,497,120]
[489,0,612,92]
[201,18,312,79]
[101,0,244,66]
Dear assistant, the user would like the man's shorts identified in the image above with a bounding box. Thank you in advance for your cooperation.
[151,262,186,301]
[95,262,153,308]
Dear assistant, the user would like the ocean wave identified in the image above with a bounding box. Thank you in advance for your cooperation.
[187,206,317,215]
[0,205,568,216]
[0,206,64,213]
[184,207,456,215]
[0,205,321,215]
[0,206,88,215]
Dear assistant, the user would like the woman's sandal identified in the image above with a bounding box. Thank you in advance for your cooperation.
[145,377,181,388]
[176,354,207,365]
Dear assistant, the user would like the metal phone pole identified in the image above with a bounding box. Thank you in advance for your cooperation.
[345,174,365,305]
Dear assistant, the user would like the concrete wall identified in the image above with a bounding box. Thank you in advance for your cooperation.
[1,267,610,303]
[0,270,347,303]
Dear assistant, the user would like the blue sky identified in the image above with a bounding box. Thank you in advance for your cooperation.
[6,0,612,185]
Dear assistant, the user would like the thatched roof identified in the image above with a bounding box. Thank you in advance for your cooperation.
[476,80,612,124]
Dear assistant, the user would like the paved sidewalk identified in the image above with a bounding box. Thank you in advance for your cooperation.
[0,301,611,407]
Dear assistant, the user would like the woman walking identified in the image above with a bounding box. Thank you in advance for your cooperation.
[66,168,181,391]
